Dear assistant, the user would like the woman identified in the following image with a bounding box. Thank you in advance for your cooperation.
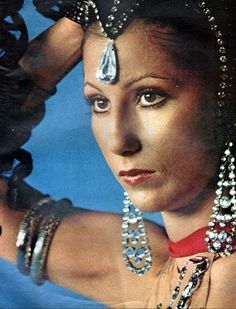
[0,0,236,308]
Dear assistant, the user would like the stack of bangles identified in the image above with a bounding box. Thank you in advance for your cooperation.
[16,195,74,285]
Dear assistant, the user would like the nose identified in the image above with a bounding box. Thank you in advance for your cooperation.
[108,111,142,156]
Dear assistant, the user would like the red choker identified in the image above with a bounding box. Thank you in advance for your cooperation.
[168,226,236,258]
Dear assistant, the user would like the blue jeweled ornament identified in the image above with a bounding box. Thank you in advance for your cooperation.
[122,192,152,275]
[96,39,117,84]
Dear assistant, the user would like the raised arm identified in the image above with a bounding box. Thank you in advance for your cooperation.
[0,180,167,306]
[19,17,84,93]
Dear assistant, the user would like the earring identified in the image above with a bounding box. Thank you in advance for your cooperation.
[206,141,236,257]
[122,192,152,275]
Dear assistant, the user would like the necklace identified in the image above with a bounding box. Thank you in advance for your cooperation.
[168,225,236,258]
[159,225,236,309]
[157,256,210,309]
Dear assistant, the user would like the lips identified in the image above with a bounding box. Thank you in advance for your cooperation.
[119,169,155,186]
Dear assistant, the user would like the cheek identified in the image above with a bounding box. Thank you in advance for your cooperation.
[91,118,101,144]
[91,118,110,157]
[163,92,215,151]
[143,99,217,178]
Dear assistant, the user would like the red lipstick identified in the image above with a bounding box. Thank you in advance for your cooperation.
[119,169,155,186]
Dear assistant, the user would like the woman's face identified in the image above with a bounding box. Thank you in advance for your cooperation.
[83,24,218,213]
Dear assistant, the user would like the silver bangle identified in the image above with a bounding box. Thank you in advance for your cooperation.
[30,214,61,285]
[16,196,53,274]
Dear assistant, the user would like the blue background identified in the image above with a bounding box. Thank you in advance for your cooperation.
[0,1,162,307]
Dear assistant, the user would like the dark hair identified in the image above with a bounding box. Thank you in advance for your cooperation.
[0,0,46,157]
[0,0,46,204]
[0,0,75,209]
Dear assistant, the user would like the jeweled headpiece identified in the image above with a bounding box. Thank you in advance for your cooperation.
[66,0,144,84]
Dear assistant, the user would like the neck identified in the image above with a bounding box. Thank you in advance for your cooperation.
[162,188,215,242]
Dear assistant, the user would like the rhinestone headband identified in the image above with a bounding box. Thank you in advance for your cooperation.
[66,0,144,39]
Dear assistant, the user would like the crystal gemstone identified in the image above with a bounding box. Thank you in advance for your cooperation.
[220,196,231,208]
[96,40,117,84]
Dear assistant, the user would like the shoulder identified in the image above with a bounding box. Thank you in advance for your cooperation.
[206,252,236,308]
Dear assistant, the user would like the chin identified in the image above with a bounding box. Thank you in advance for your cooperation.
[126,188,167,213]
[125,179,212,214]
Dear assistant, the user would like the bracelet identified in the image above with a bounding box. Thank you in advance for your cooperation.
[16,196,74,284]
[30,200,74,285]
[16,196,53,274]
[30,214,61,285]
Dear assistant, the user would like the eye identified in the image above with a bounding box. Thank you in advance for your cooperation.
[137,89,167,108]
[85,95,110,113]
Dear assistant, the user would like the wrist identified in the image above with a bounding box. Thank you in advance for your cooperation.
[6,65,57,108]
[0,204,25,263]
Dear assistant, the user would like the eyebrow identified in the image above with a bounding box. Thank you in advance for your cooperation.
[84,82,102,92]
[124,72,177,88]
[84,72,178,91]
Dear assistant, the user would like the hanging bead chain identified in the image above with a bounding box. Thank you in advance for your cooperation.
[157,256,210,309]
[197,2,236,257]
[198,1,231,116]
[122,192,152,275]
[104,0,144,39]
[206,142,236,257]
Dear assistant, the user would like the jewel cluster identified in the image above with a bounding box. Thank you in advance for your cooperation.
[66,0,144,40]
[198,1,230,115]
[122,192,152,275]
[206,142,236,257]
[103,0,144,39]
[65,0,91,25]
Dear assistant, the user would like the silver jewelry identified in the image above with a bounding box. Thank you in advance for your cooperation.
[205,141,236,257]
[198,1,230,116]
[94,0,144,84]
[96,38,117,84]
[30,214,61,285]
[65,0,91,25]
[198,2,236,257]
[157,256,210,309]
[122,192,152,275]
[66,0,144,84]
[16,196,53,275]
[16,196,74,284]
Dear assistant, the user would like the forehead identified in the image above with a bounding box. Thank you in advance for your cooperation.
[83,24,192,85]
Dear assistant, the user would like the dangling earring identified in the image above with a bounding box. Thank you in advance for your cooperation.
[206,141,236,257]
[198,1,236,257]
[122,192,152,275]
